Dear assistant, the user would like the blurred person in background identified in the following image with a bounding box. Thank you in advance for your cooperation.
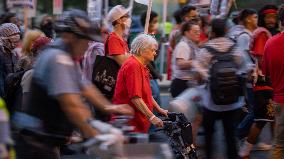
[14,9,133,159]
[0,23,21,98]
[238,16,274,155]
[5,37,52,117]
[238,18,274,157]
[17,30,45,71]
[0,12,24,53]
[40,15,55,39]
[113,34,168,133]
[81,22,107,122]
[262,4,284,158]
[167,9,183,80]
[168,85,203,145]
[169,5,199,50]
[82,20,109,81]
[210,0,230,19]
[231,9,274,152]
[195,18,249,159]
[140,11,163,105]
[227,9,259,139]
[170,21,200,98]
[140,11,159,35]
[258,5,279,36]
[168,5,201,79]
[82,21,105,82]
[0,12,20,28]
[20,36,52,113]
[227,9,258,54]
[82,41,104,79]
[4,30,45,116]
[106,5,131,66]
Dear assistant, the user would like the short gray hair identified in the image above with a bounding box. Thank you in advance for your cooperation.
[130,33,158,55]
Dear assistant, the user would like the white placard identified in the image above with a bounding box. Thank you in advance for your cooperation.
[135,0,149,5]
[88,0,102,22]
[28,0,37,18]
[7,0,34,9]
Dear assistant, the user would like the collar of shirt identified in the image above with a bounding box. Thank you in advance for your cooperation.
[132,55,151,78]
[181,36,199,50]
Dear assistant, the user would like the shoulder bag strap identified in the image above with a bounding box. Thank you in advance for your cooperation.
[104,35,111,57]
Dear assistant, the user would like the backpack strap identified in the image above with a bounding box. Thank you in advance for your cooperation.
[182,39,196,60]
[104,35,111,57]
[238,31,250,39]
[230,31,251,43]
[204,43,236,57]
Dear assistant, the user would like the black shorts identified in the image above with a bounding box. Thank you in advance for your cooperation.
[253,90,275,122]
[170,78,189,98]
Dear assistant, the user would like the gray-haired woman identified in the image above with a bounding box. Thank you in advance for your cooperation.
[113,34,168,133]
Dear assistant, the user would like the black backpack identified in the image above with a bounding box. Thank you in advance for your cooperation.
[4,69,27,115]
[205,45,241,105]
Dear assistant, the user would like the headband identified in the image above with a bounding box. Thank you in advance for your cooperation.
[262,9,277,15]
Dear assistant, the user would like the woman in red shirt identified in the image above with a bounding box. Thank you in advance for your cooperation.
[113,34,168,133]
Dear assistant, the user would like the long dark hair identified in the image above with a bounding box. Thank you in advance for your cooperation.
[258,5,279,32]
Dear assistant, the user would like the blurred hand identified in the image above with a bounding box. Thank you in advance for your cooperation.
[192,96,201,102]
[150,116,164,128]
[105,104,134,116]
[157,107,168,117]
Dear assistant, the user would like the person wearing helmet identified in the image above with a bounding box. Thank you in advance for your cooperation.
[0,23,21,98]
[106,5,131,66]
[14,9,133,159]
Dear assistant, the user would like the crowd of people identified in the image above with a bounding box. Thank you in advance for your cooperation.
[0,2,284,159]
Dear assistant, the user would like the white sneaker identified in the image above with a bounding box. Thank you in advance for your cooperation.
[254,142,272,151]
[238,140,253,157]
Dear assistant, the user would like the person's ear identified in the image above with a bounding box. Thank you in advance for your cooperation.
[246,17,251,24]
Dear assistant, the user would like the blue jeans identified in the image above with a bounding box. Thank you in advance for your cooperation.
[150,80,161,105]
[236,87,255,139]
[149,80,161,133]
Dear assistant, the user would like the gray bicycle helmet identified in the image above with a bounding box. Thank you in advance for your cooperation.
[54,9,101,41]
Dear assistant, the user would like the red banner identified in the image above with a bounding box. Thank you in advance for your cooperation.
[53,0,63,15]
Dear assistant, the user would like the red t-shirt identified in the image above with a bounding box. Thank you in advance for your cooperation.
[106,32,129,56]
[251,32,270,56]
[113,56,153,133]
[262,32,284,105]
